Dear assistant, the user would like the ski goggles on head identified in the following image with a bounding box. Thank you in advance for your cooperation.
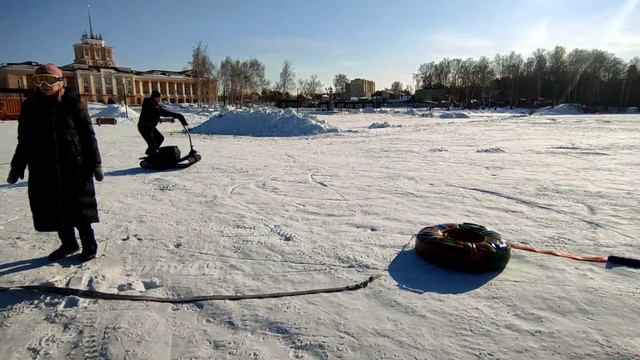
[32,74,63,87]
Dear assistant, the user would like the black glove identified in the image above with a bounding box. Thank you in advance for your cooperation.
[7,168,24,184]
[177,114,187,126]
[94,166,104,182]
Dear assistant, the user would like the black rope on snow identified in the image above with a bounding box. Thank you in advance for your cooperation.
[0,234,419,303]
[0,274,383,303]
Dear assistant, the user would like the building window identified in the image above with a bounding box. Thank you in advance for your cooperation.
[82,77,91,94]
[93,76,102,95]
[177,83,183,96]
[115,77,124,95]
[104,77,113,95]
[142,82,149,95]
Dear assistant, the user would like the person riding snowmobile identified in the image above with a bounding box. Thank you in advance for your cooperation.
[138,90,188,156]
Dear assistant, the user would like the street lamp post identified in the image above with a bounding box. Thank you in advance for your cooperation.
[122,79,128,119]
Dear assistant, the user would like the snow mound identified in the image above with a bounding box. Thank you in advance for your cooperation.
[532,104,583,116]
[91,104,139,123]
[476,147,505,153]
[191,107,339,137]
[368,121,401,129]
[438,111,470,119]
[362,107,377,114]
[407,108,418,116]
[87,103,107,117]
[162,104,219,126]
[429,147,448,152]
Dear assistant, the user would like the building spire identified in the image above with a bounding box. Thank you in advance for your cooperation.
[87,5,94,38]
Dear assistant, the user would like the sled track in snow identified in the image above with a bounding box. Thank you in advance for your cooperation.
[167,247,379,270]
[453,185,633,239]
[308,169,347,201]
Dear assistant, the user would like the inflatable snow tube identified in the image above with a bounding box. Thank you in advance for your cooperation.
[415,223,511,272]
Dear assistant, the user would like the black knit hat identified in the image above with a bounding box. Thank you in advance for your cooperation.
[151,90,161,98]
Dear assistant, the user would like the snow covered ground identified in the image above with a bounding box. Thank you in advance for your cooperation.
[0,109,639,359]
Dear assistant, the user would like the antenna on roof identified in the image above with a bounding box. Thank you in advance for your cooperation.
[87,5,94,39]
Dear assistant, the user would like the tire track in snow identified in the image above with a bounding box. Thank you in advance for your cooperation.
[225,179,305,243]
[168,246,370,270]
[286,152,348,201]
[453,185,633,239]
[71,311,104,360]
[309,169,347,201]
[229,183,242,195]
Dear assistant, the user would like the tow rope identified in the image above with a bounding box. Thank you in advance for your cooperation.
[511,243,640,268]
[1,235,637,304]
[0,274,382,303]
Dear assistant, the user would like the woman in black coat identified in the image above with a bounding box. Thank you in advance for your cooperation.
[7,64,103,262]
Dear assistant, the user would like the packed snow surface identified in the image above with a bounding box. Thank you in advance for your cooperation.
[1,109,639,359]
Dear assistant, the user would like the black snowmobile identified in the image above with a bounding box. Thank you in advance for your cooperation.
[140,125,201,170]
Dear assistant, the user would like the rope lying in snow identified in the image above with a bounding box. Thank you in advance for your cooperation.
[0,235,412,303]
[0,274,382,303]
[511,243,640,268]
[4,236,634,303]
[0,235,418,303]
[511,244,608,263]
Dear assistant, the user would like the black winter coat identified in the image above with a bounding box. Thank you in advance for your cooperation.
[138,97,181,129]
[10,90,102,232]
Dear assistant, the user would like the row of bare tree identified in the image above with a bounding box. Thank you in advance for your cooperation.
[189,42,270,105]
[414,46,640,108]
[190,44,330,105]
[275,60,324,98]
[190,42,640,108]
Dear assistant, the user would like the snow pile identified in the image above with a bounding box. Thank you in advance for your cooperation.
[532,104,583,116]
[407,108,418,116]
[162,104,220,126]
[191,107,338,137]
[362,107,377,114]
[368,121,401,129]
[91,104,140,123]
[476,147,506,153]
[87,103,107,117]
[438,111,470,119]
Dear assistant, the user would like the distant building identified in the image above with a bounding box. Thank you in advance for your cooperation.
[373,90,405,101]
[347,78,375,98]
[414,86,446,103]
[0,15,217,106]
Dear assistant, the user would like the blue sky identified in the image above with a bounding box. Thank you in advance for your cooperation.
[1,0,639,89]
